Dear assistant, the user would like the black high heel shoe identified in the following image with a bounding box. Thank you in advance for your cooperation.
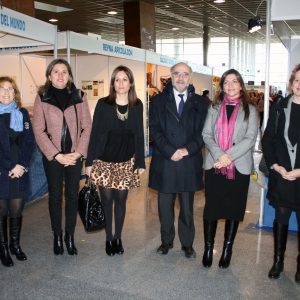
[53,232,64,255]
[106,241,115,256]
[113,238,124,255]
[64,232,78,255]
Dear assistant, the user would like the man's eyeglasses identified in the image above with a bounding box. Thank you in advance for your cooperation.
[172,72,190,79]
[0,87,15,94]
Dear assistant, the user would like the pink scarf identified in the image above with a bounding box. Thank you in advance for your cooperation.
[215,96,240,180]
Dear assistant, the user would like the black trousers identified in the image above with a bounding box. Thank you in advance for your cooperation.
[158,192,195,247]
[43,157,82,235]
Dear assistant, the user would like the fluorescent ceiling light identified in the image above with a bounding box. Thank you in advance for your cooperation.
[95,17,123,25]
[214,0,226,3]
[49,18,58,22]
[34,1,73,13]
[172,27,179,31]
[107,11,117,15]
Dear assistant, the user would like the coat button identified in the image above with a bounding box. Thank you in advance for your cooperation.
[292,150,295,153]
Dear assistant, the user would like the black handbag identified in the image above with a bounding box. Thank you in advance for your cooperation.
[259,156,269,176]
[78,180,105,232]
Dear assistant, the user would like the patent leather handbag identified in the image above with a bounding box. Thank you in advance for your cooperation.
[78,180,105,232]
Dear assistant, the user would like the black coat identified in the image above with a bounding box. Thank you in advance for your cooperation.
[86,97,145,169]
[149,82,207,193]
[0,108,35,198]
[262,95,300,210]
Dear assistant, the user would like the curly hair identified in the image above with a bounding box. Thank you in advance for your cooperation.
[0,76,22,107]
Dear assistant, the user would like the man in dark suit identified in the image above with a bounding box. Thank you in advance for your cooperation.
[149,62,207,258]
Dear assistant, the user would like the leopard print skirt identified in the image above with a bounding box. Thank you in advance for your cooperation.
[90,157,140,190]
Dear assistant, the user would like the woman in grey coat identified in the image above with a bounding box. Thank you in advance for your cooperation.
[202,69,258,269]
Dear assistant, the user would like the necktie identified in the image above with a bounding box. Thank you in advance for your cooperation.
[178,94,184,116]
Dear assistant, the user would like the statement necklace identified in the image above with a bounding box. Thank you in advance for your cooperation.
[116,104,128,121]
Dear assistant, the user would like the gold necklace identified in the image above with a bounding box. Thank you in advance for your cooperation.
[116,104,128,121]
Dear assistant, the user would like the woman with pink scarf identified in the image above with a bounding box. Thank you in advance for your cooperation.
[202,69,258,269]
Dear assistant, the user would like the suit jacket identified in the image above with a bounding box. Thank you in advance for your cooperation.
[33,86,92,161]
[86,97,145,170]
[0,108,35,198]
[148,82,207,193]
[262,95,300,209]
[203,103,258,175]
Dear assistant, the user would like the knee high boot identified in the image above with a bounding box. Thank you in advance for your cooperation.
[0,216,14,267]
[202,219,218,268]
[268,220,288,279]
[9,217,27,261]
[219,220,239,268]
[295,228,300,283]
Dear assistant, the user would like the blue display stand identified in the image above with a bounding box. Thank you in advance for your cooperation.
[261,177,298,232]
[24,146,48,203]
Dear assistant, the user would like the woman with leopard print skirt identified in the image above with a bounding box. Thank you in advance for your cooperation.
[86,65,145,256]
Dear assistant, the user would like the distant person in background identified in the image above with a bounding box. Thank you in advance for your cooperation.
[202,69,258,269]
[202,89,212,107]
[33,59,92,256]
[0,76,35,267]
[257,92,265,129]
[262,64,300,283]
[274,90,284,104]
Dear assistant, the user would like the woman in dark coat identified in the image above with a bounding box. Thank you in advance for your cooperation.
[202,69,258,269]
[0,76,35,267]
[86,65,145,256]
[262,64,300,283]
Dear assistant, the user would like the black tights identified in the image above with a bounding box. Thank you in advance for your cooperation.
[99,187,128,241]
[275,206,300,226]
[0,198,24,218]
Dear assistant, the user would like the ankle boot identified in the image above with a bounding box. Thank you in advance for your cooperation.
[113,238,124,255]
[202,219,217,268]
[0,216,14,267]
[268,220,288,279]
[64,232,78,255]
[295,229,300,283]
[219,220,239,268]
[106,241,115,256]
[9,217,27,261]
[53,232,64,255]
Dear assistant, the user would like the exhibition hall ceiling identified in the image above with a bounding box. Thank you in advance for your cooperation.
[33,0,300,43]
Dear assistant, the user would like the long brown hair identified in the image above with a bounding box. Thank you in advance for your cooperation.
[288,64,300,94]
[107,65,138,107]
[213,68,250,120]
[38,58,74,95]
[0,76,22,107]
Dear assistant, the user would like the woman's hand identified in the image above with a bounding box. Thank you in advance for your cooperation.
[272,163,289,178]
[55,153,77,166]
[214,154,232,169]
[282,168,300,181]
[85,166,92,177]
[138,168,145,175]
[9,164,25,178]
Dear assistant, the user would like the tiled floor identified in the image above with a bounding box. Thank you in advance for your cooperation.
[1,158,300,299]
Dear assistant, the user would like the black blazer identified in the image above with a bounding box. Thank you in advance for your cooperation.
[148,82,207,193]
[262,95,300,209]
[86,97,145,169]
